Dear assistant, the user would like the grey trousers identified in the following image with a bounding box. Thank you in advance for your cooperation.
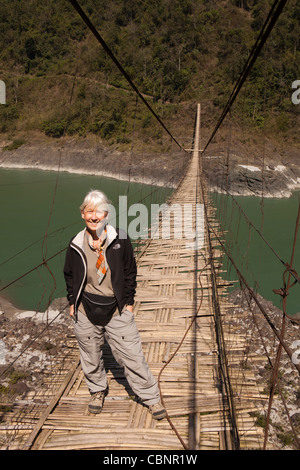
[74,309,160,406]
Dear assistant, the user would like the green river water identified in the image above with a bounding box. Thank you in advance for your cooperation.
[0,168,172,311]
[0,167,299,318]
[212,191,300,318]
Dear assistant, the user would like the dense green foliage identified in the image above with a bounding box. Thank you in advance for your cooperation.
[0,0,299,148]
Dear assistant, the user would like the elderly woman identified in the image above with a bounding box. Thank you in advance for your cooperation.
[63,189,166,419]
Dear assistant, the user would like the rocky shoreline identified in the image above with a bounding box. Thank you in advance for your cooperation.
[0,135,300,197]
[0,136,299,449]
[203,156,300,198]
[0,135,186,189]
[0,296,74,425]
[226,289,300,450]
[0,290,299,449]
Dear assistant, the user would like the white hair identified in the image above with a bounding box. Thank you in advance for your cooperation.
[80,189,110,214]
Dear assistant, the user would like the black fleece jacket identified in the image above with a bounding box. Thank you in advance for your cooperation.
[63,226,137,321]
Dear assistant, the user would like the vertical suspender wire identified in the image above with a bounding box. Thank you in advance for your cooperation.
[67,0,186,154]
[200,178,241,450]
[202,0,288,154]
[40,53,80,320]
[263,201,300,449]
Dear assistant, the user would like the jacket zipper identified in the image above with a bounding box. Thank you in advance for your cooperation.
[71,243,87,321]
[70,227,117,320]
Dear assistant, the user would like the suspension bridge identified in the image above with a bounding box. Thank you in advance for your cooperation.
[0,103,288,451]
[0,0,299,452]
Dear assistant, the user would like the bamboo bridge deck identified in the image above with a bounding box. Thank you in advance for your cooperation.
[1,105,268,451]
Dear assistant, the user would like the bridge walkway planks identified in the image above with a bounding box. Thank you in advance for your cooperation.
[0,105,268,450]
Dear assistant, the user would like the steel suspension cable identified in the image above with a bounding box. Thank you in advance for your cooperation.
[68,0,187,153]
[223,192,300,287]
[202,0,288,153]
[204,202,300,375]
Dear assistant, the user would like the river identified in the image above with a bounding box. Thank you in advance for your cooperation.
[0,167,299,318]
[212,191,300,318]
[0,168,172,311]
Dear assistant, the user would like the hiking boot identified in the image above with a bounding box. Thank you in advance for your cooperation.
[88,391,105,414]
[149,401,167,420]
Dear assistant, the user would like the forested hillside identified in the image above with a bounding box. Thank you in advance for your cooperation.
[0,0,299,152]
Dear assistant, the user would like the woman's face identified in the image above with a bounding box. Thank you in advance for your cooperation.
[81,205,107,236]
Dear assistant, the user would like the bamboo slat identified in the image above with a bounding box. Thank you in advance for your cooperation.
[1,104,270,452]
